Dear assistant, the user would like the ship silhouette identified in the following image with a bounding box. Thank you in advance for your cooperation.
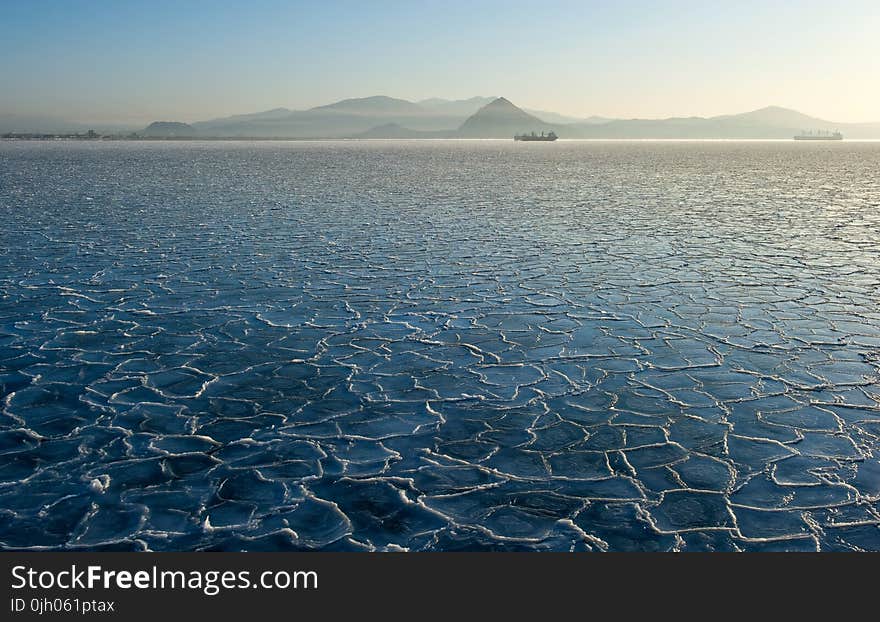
[793,129,843,140]
[514,131,557,141]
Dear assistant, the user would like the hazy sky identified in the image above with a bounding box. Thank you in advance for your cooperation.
[2,0,878,124]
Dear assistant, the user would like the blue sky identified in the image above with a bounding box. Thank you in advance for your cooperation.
[2,0,878,124]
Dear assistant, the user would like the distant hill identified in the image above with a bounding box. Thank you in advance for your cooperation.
[457,97,553,138]
[142,121,196,137]
[580,115,615,125]
[209,108,295,123]
[523,109,612,125]
[712,105,825,127]
[309,95,424,116]
[564,105,880,139]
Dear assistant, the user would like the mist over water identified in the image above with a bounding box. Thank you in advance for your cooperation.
[1,140,879,551]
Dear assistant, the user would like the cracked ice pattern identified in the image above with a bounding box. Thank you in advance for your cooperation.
[1,140,880,551]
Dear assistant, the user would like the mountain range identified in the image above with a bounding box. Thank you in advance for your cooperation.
[135,96,880,139]
[8,96,877,139]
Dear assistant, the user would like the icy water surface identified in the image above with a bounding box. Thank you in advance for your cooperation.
[1,140,880,551]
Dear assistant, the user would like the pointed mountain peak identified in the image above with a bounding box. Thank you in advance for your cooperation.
[467,97,539,120]
[713,105,828,126]
[458,97,550,137]
[484,96,516,109]
[467,97,532,118]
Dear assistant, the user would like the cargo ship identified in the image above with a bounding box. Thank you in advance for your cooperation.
[794,130,843,141]
[514,131,557,141]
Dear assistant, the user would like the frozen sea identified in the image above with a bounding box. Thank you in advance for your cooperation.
[1,139,879,551]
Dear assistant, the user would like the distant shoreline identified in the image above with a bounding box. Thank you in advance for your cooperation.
[4,136,877,143]
[7,99,878,141]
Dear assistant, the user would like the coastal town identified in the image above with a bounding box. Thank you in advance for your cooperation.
[1,129,140,140]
